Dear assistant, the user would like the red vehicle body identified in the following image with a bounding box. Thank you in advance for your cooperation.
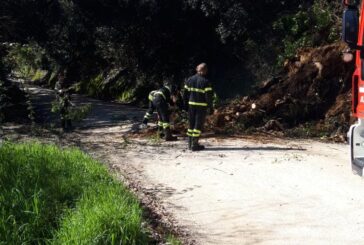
[343,0,364,175]
[352,2,364,118]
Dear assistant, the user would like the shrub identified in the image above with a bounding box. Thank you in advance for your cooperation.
[5,43,50,79]
[273,0,341,65]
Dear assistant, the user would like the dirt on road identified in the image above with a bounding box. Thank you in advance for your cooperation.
[114,137,360,245]
[4,86,364,245]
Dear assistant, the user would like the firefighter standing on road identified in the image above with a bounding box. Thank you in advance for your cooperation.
[184,63,213,151]
[142,81,178,141]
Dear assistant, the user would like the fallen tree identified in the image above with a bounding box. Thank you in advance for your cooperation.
[208,42,354,141]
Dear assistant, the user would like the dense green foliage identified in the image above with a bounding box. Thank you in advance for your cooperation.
[0,44,32,123]
[0,143,148,244]
[1,0,341,100]
[0,46,9,123]
[4,43,51,82]
[273,1,341,64]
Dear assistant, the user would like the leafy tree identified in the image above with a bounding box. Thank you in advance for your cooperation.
[0,0,342,100]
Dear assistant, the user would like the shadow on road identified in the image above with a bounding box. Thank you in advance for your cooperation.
[23,84,145,129]
[203,146,306,152]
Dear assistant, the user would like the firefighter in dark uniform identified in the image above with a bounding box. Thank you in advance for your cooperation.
[142,82,178,141]
[183,63,213,151]
[59,90,72,130]
[54,72,65,100]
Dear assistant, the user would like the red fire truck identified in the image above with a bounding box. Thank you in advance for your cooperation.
[343,0,364,175]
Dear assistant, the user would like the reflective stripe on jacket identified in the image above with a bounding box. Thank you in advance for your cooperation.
[148,86,172,104]
[149,91,165,101]
[183,74,213,108]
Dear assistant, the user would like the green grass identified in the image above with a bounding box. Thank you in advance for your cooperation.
[0,142,149,244]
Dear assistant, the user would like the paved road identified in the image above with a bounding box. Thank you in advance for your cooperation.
[14,85,364,245]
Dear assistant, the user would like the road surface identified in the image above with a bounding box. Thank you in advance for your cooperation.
[5,85,364,245]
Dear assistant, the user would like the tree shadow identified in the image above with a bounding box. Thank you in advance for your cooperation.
[203,146,306,152]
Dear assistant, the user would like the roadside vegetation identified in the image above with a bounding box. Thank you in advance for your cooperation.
[1,0,342,101]
[0,0,349,141]
[0,142,149,244]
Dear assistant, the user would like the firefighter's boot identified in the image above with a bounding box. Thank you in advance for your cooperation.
[188,137,192,150]
[142,118,148,125]
[164,128,177,141]
[191,137,205,151]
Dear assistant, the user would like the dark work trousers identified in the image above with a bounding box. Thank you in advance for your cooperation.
[187,106,207,138]
[153,96,170,129]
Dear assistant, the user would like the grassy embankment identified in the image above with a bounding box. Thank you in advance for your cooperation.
[0,142,149,244]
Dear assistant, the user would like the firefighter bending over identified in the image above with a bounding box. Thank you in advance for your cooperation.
[142,81,178,141]
[184,63,213,151]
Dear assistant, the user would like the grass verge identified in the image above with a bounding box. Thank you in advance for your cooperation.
[0,142,149,244]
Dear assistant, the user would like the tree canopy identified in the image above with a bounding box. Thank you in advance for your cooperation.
[0,0,341,99]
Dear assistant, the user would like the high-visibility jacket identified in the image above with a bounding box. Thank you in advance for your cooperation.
[148,86,172,104]
[183,74,213,108]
